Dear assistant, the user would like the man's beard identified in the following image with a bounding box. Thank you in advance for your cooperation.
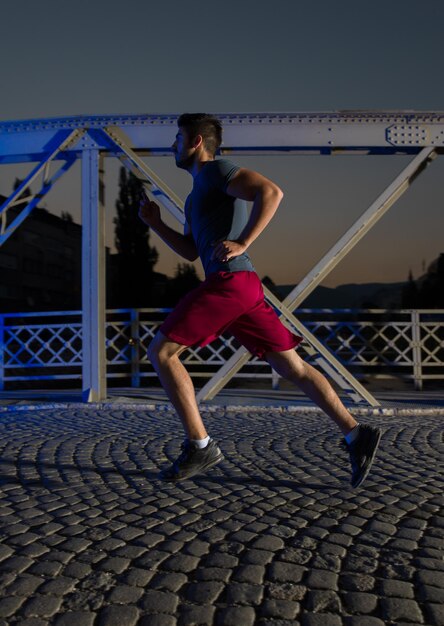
[175,152,194,170]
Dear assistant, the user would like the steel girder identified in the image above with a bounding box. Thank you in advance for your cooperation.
[1,112,444,163]
[196,147,436,403]
[0,111,443,403]
[0,129,85,245]
[99,127,381,406]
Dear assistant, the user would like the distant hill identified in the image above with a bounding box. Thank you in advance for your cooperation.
[272,281,406,309]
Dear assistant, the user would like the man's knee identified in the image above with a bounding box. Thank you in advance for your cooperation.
[265,349,306,380]
[147,332,186,365]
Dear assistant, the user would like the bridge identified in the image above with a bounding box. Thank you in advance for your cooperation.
[1,112,443,404]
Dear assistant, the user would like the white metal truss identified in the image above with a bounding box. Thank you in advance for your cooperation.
[0,129,85,245]
[0,112,443,403]
[81,148,106,402]
[95,126,380,404]
[103,126,186,224]
[1,112,444,160]
[284,147,436,309]
[197,147,436,403]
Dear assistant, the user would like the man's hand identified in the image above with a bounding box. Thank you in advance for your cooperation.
[211,239,248,263]
[139,192,161,228]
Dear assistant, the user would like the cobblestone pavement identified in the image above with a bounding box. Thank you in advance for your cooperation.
[0,405,443,626]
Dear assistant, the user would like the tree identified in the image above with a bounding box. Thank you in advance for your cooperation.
[402,254,444,308]
[401,269,418,308]
[111,168,159,306]
[417,253,444,308]
[61,211,74,222]
[165,263,201,306]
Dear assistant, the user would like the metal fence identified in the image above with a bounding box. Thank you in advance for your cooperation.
[0,308,443,390]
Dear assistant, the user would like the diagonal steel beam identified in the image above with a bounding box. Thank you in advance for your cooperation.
[0,156,78,246]
[102,124,397,406]
[102,129,435,406]
[101,126,185,223]
[259,288,379,404]
[99,127,364,400]
[284,147,436,310]
[197,148,436,404]
[0,129,85,245]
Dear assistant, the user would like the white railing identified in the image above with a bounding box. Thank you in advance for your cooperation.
[0,308,443,391]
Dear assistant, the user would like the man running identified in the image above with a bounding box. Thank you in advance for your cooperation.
[139,113,381,487]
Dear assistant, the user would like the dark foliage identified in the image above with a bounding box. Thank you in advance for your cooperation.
[111,168,159,307]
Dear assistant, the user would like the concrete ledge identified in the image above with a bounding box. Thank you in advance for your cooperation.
[1,400,443,417]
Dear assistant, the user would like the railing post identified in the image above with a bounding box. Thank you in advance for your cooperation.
[130,309,140,387]
[271,368,280,390]
[0,314,4,391]
[81,147,107,402]
[411,310,423,391]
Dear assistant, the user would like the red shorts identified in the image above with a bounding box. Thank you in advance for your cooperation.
[160,271,302,358]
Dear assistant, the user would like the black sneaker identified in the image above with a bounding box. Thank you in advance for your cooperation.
[160,439,223,481]
[344,424,382,488]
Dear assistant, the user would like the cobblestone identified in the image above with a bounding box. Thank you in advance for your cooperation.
[140,590,179,614]
[301,613,342,626]
[345,615,386,626]
[231,564,265,584]
[62,562,92,579]
[139,615,177,626]
[216,606,256,626]
[193,567,232,582]
[22,595,63,617]
[269,561,305,583]
[305,589,342,612]
[426,602,444,626]
[0,596,27,618]
[97,605,139,625]
[305,569,339,590]
[224,582,264,605]
[6,575,44,595]
[342,591,378,613]
[54,611,96,626]
[96,556,131,574]
[0,405,443,625]
[241,549,274,565]
[179,604,216,625]
[185,581,224,604]
[15,619,49,626]
[162,555,200,573]
[380,597,424,622]
[150,573,188,592]
[261,598,300,619]
[380,579,415,598]
[106,584,144,604]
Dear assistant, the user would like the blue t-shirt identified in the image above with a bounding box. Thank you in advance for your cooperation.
[184,159,255,277]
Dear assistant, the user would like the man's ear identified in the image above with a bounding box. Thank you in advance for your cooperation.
[193,134,204,150]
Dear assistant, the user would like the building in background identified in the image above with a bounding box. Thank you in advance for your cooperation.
[0,197,83,312]
[0,195,181,313]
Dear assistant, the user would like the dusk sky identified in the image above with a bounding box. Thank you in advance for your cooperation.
[1,0,443,287]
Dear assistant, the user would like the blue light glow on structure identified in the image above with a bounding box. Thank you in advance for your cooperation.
[1,111,443,404]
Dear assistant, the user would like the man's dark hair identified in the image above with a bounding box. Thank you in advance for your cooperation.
[177,113,222,156]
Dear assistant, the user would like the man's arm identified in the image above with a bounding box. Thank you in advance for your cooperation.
[211,168,283,263]
[139,193,198,262]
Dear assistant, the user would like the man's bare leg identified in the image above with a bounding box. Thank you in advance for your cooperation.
[265,349,358,435]
[147,332,223,480]
[265,348,382,487]
[147,332,208,440]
